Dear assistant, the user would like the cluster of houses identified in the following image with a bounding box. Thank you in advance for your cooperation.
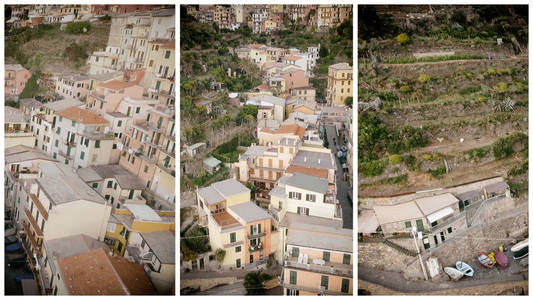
[185,4,352,34]
[5,4,170,29]
[4,5,175,295]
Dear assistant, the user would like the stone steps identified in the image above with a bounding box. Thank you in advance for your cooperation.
[382,239,417,257]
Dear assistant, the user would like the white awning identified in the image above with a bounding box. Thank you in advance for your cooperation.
[427,207,454,223]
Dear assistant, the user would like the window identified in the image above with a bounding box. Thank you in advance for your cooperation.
[80,152,85,160]
[297,207,309,216]
[92,183,98,188]
[447,227,453,234]
[84,139,89,147]
[236,259,241,268]
[416,219,424,232]
[290,271,297,285]
[431,221,438,227]
[95,140,100,148]
[164,50,171,59]
[105,195,110,200]
[341,278,349,293]
[230,232,236,243]
[72,120,76,126]
[235,246,241,253]
[144,166,149,173]
[117,120,122,127]
[289,192,301,200]
[55,140,59,147]
[53,153,57,159]
[323,251,330,262]
[305,194,316,202]
[112,144,117,149]
[136,107,140,114]
[65,159,69,165]
[343,254,351,264]
[292,247,299,257]
[107,180,113,188]
[114,182,117,190]
[321,275,329,290]
[405,221,412,229]
[56,127,61,134]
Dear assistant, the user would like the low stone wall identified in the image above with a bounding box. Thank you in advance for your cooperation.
[358,279,528,295]
[181,277,238,292]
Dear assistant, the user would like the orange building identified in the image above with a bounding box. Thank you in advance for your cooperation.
[5,64,32,97]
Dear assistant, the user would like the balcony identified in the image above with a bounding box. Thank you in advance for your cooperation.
[23,221,40,251]
[58,149,73,159]
[249,243,263,252]
[268,205,280,222]
[284,256,352,277]
[24,209,43,237]
[30,194,48,220]
[248,232,266,239]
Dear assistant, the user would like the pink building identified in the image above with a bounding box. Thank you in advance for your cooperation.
[87,80,144,116]
[5,64,32,97]
[281,68,309,93]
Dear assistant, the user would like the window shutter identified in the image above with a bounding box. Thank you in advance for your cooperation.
[258,224,261,233]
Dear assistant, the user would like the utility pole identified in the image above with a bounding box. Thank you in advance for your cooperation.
[412,227,428,281]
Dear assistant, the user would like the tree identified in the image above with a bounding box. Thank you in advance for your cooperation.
[244,271,273,295]
[344,96,353,108]
[65,21,91,34]
[215,248,226,262]
[396,33,410,45]
[319,46,329,58]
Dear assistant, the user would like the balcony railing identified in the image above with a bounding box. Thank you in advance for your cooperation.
[284,256,353,277]
[248,232,266,239]
[249,243,263,252]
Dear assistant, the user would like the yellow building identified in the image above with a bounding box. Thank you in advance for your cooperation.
[5,107,36,148]
[144,39,176,107]
[105,204,175,256]
[327,62,353,106]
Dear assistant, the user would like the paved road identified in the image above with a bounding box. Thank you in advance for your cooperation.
[325,124,353,229]
[194,280,247,295]
[181,262,282,280]
[358,264,527,293]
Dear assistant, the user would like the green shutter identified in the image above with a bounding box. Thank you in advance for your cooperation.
[323,251,330,262]
[405,221,412,229]
[290,271,297,285]
[416,219,424,231]
[292,247,299,257]
[341,278,349,293]
[250,225,253,234]
[343,254,351,265]
[321,275,328,290]
[258,224,261,233]
[230,232,236,243]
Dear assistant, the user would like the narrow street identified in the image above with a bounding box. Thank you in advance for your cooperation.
[325,124,353,229]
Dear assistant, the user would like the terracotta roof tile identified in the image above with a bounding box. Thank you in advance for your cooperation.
[57,107,109,125]
[264,124,305,139]
[285,55,301,61]
[57,248,156,295]
[286,166,328,179]
[99,80,137,90]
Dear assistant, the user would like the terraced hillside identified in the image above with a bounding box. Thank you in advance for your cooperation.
[358,5,528,199]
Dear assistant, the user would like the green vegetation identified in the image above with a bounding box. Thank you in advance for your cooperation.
[508,180,528,197]
[378,174,408,185]
[492,132,528,159]
[19,71,42,99]
[244,272,273,295]
[399,85,411,93]
[65,21,91,34]
[389,154,403,164]
[345,96,353,108]
[212,132,256,163]
[418,74,431,84]
[359,159,387,176]
[384,54,483,64]
[215,248,226,262]
[396,33,410,45]
[464,147,490,159]
[508,161,528,177]
[429,166,447,178]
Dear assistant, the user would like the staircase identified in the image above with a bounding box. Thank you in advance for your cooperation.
[382,239,417,257]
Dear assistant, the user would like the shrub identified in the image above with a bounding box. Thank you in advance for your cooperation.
[487,68,497,76]
[389,154,403,164]
[508,161,528,177]
[464,147,489,159]
[215,248,226,262]
[379,174,408,185]
[404,155,418,171]
[65,21,91,34]
[493,82,508,93]
[459,85,481,95]
[429,167,446,178]
[493,132,528,159]
[359,159,387,176]
[418,74,431,84]
[396,33,410,45]
[497,68,511,76]
[399,85,411,93]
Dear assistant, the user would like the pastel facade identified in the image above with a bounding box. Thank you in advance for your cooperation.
[327,62,353,106]
[5,64,32,97]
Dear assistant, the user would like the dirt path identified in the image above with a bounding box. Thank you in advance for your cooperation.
[382,56,526,68]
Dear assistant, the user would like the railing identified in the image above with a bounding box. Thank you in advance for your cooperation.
[249,243,263,252]
[248,232,266,239]
[284,256,353,277]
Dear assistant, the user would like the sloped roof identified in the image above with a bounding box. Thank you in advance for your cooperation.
[373,202,423,225]
[414,193,459,215]
[57,248,156,295]
[57,107,108,125]
[99,80,137,90]
[286,172,328,194]
[140,230,175,264]
[228,201,271,223]
[286,166,328,179]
